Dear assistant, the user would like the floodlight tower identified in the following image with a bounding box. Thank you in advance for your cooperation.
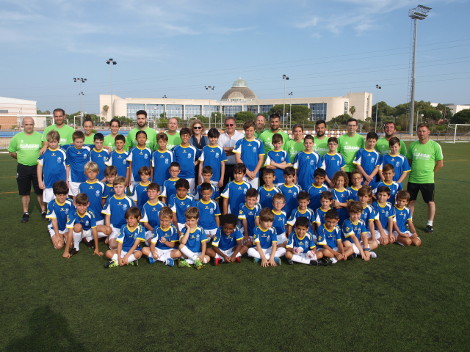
[106,58,117,119]
[408,4,431,135]
[205,85,215,128]
[282,74,289,128]
[374,84,382,133]
[73,77,87,126]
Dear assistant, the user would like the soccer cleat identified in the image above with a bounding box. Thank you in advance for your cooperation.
[21,212,30,223]
[235,257,241,263]
[178,259,191,268]
[274,257,281,265]
[194,258,204,270]
[331,258,338,264]
[253,257,261,264]
[321,258,333,266]
[370,251,378,259]
[41,211,47,221]
[104,260,118,268]
[287,259,294,265]
[69,248,79,256]
[165,258,175,267]
[214,258,222,266]
[83,239,95,249]
[424,225,434,233]
[128,260,139,266]
[309,259,320,266]
[148,257,156,264]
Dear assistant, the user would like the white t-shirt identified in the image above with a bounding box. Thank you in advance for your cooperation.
[218,130,244,165]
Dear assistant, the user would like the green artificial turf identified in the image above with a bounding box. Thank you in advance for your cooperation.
[0,142,469,351]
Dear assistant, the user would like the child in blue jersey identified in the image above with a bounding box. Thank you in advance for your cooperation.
[103,166,117,199]
[373,186,395,245]
[142,207,181,267]
[293,134,321,191]
[265,133,290,186]
[140,183,165,243]
[38,130,67,203]
[313,191,334,230]
[331,171,351,226]
[104,206,145,268]
[234,120,265,188]
[46,180,75,252]
[221,163,251,216]
[258,168,280,209]
[161,162,180,203]
[90,133,109,181]
[101,176,134,250]
[178,207,210,269]
[66,131,91,198]
[348,170,363,201]
[196,183,221,239]
[104,134,129,181]
[278,166,300,218]
[272,193,288,248]
[172,128,198,192]
[206,214,243,265]
[152,132,173,188]
[127,131,152,186]
[379,137,410,184]
[316,209,353,264]
[169,178,197,232]
[393,191,422,246]
[358,186,380,250]
[285,216,323,265]
[247,208,286,267]
[341,201,374,261]
[287,191,315,236]
[307,168,329,211]
[194,166,220,201]
[374,164,402,205]
[199,128,227,188]
[129,166,151,209]
[353,132,381,189]
[238,188,261,246]
[321,137,345,187]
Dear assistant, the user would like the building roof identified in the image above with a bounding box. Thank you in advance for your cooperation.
[221,78,257,101]
[0,97,37,105]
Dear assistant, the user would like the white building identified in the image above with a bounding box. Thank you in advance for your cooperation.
[0,97,47,130]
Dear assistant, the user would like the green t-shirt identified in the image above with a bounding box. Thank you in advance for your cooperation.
[165,132,182,151]
[338,133,365,172]
[84,133,95,146]
[259,129,290,155]
[406,139,443,184]
[127,127,157,151]
[254,129,267,139]
[42,124,75,146]
[284,139,305,163]
[376,137,407,156]
[8,131,43,166]
[313,136,329,156]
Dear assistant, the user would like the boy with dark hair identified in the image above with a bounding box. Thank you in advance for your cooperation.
[293,134,321,191]
[316,209,353,263]
[272,193,288,247]
[129,166,152,209]
[348,170,363,202]
[199,127,227,188]
[258,168,280,209]
[373,185,395,245]
[357,186,380,249]
[207,213,243,265]
[321,136,345,187]
[265,133,290,186]
[152,132,173,188]
[353,132,381,188]
[161,162,180,203]
[127,130,152,186]
[287,191,315,235]
[140,183,165,243]
[285,216,322,265]
[393,191,422,246]
[91,133,109,181]
[278,166,300,218]
[196,182,221,239]
[374,164,402,205]
[194,166,220,201]
[313,191,334,229]
[221,163,251,215]
[379,137,410,184]
[169,178,196,232]
[66,130,91,197]
[105,134,129,180]
[173,128,198,192]
[238,188,261,244]
[307,168,329,211]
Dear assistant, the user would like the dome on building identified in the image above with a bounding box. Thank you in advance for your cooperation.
[221,78,257,101]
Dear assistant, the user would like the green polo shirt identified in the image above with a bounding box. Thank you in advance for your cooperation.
[406,139,443,184]
[42,124,75,146]
[338,133,365,172]
[8,131,43,166]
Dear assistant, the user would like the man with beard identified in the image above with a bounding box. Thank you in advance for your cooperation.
[313,120,329,156]
[375,121,406,156]
[165,117,182,150]
[259,113,289,156]
[254,114,267,139]
[127,110,157,150]
[41,108,75,152]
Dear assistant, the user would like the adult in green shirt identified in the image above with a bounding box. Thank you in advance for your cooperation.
[40,108,75,152]
[8,117,46,222]
[284,124,305,163]
[254,114,267,139]
[406,123,444,233]
[126,110,157,151]
[259,113,289,155]
[103,118,125,150]
[164,117,182,150]
[313,120,329,156]
[338,118,365,173]
[375,121,406,156]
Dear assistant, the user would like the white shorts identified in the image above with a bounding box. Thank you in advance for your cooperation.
[48,228,68,238]
[277,233,288,245]
[392,230,412,239]
[109,227,120,240]
[43,188,55,203]
[247,246,286,259]
[68,181,81,197]
[243,176,259,189]
[204,228,218,239]
[149,247,173,260]
[367,230,381,239]
[215,248,241,259]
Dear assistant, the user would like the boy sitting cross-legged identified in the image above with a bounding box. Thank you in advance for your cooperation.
[178,207,210,270]
[285,216,323,266]
[392,191,422,247]
[206,214,243,266]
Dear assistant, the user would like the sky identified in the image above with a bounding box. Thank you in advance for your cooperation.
[1,0,469,114]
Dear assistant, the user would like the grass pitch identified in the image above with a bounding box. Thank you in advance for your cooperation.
[0,142,469,352]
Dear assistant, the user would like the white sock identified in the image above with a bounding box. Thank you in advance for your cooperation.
[111,254,118,261]
[292,254,311,264]
[180,245,197,261]
[128,254,136,262]
[427,220,433,226]
[159,252,169,262]
[73,232,82,251]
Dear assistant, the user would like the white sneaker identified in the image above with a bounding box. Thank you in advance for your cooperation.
[331,258,338,264]
[370,251,377,259]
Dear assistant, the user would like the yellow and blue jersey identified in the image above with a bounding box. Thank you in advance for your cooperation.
[212,227,243,251]
[79,180,106,222]
[293,151,321,191]
[161,178,179,200]
[394,205,412,233]
[307,183,329,211]
[221,180,251,216]
[90,148,109,180]
[199,145,227,182]
[353,148,382,188]
[374,181,402,205]
[238,203,261,237]
[321,152,345,181]
[279,183,301,218]
[101,195,134,228]
[105,149,129,178]
[140,200,165,229]
[197,199,221,230]
[169,194,196,224]
[258,185,281,209]
[286,231,316,252]
[253,226,277,249]
[66,210,97,231]
[380,154,411,182]
[272,210,287,236]
[173,144,198,179]
[316,224,342,249]
[127,146,152,182]
[151,225,179,250]
[103,183,115,199]
[347,186,360,202]
[233,138,265,176]
[342,218,367,243]
[152,150,173,187]
[129,182,150,209]
[46,198,75,232]
[38,148,66,188]
[117,224,146,251]
[66,146,91,183]
[265,149,289,184]
[373,201,395,229]
[360,204,378,232]
[287,207,315,228]
[313,207,329,226]
[332,188,351,224]
[180,226,208,252]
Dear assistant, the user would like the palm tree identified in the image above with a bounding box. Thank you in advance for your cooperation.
[349,105,356,117]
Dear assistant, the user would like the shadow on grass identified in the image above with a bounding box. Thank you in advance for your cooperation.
[6,305,87,352]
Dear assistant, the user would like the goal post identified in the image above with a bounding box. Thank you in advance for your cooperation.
[449,124,470,143]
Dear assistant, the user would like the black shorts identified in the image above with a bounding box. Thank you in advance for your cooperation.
[16,164,42,196]
[407,182,434,203]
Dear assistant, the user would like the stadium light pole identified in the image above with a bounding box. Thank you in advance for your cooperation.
[288,91,293,129]
[408,5,431,136]
[282,74,289,129]
[73,77,87,126]
[205,85,215,128]
[106,58,117,119]
[374,84,381,133]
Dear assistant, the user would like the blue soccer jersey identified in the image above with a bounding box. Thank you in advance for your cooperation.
[140,200,165,229]
[279,183,301,218]
[199,145,227,183]
[347,186,360,202]
[79,180,106,221]
[321,152,345,181]
[307,183,329,211]
[103,183,115,199]
[212,227,243,251]
[360,204,378,231]
[287,207,315,228]
[180,226,209,252]
[313,207,330,226]
[374,181,402,205]
[380,154,411,182]
[117,224,146,251]
[66,146,91,183]
[332,188,351,224]
[265,149,289,184]
[373,201,395,230]
[197,199,221,230]
[127,146,152,182]
[102,195,134,228]
[151,225,179,250]
[194,183,220,201]
[353,148,382,188]
[169,194,197,224]
[173,144,197,179]
[272,210,287,236]
[316,224,342,249]
[105,150,129,178]
[258,185,281,209]
[394,205,412,233]
[238,203,261,237]
[38,148,67,188]
[46,198,75,232]
[152,149,173,187]
[293,151,321,190]
[342,218,367,243]
[129,182,150,209]
[90,148,109,180]
[253,226,277,249]
[233,138,265,176]
[221,180,251,216]
[286,232,316,252]
[161,178,179,200]
[66,210,97,231]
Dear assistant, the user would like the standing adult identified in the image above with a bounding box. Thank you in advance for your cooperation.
[103,118,123,150]
[406,123,444,233]
[189,119,208,184]
[8,117,46,222]
[376,121,407,156]
[254,114,267,138]
[258,113,289,156]
[82,116,95,145]
[313,120,329,156]
[126,110,157,150]
[165,117,182,150]
[41,108,75,152]
[218,117,244,187]
[284,124,305,163]
[338,118,365,174]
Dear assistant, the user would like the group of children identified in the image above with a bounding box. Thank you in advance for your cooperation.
[40,124,421,269]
